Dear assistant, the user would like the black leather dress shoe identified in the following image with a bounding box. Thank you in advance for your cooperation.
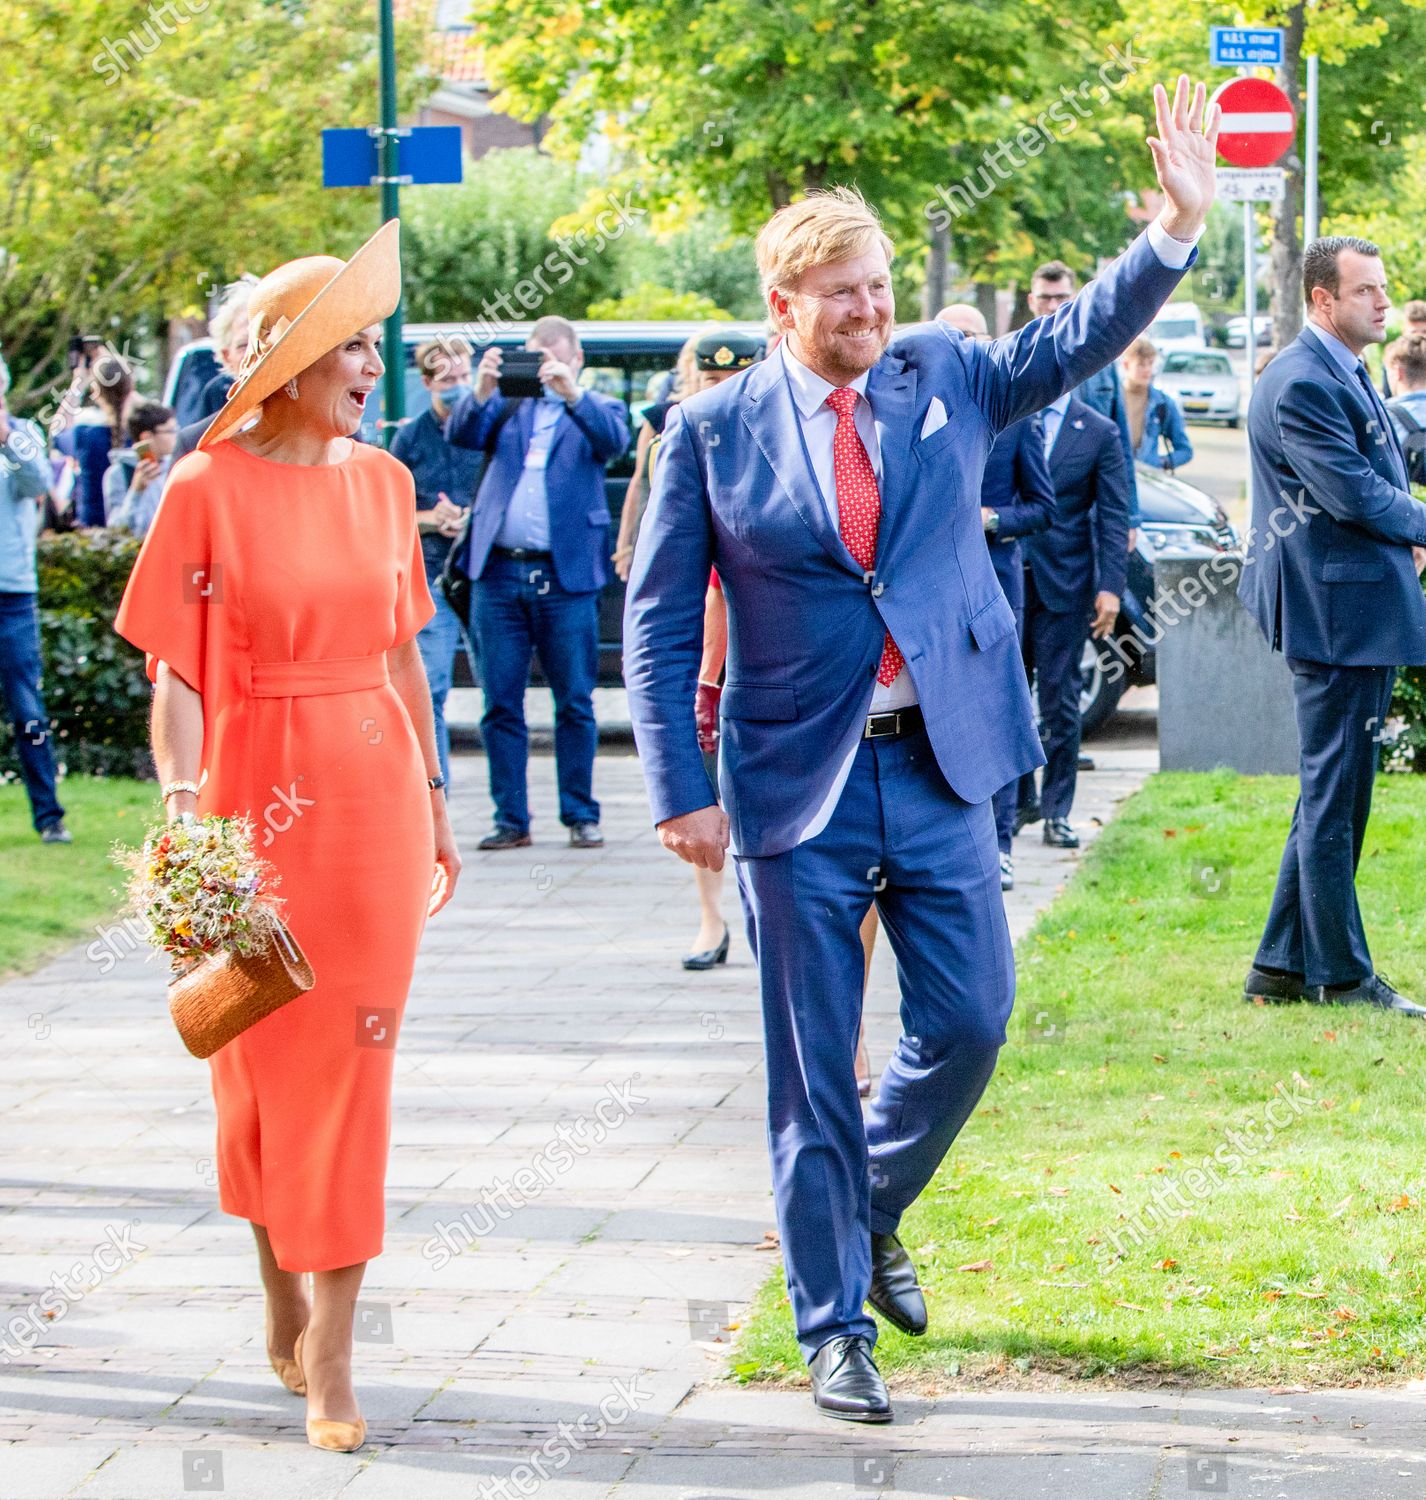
[1243,966,1307,1004]
[1307,974,1426,1017]
[478,826,532,851]
[569,822,604,848]
[1014,799,1042,833]
[1043,816,1079,849]
[867,1232,928,1336]
[808,1335,891,1422]
[682,925,729,971]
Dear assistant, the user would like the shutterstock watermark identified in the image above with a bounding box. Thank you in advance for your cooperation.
[475,1375,650,1499]
[1,1222,146,1360]
[1093,1073,1315,1271]
[93,0,212,85]
[422,1078,647,1268]
[925,37,1148,229]
[432,189,646,356]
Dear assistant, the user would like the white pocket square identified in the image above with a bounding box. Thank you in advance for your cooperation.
[919,398,948,441]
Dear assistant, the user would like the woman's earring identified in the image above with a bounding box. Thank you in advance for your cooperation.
[285,378,299,401]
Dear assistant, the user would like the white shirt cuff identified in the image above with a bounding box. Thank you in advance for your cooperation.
[1146,216,1203,269]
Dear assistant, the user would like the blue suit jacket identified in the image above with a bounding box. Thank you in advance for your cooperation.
[1075,360,1141,526]
[446,390,630,594]
[1022,400,1131,614]
[1238,328,1426,667]
[982,413,1054,612]
[624,228,1192,858]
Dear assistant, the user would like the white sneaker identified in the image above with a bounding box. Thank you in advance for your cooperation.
[999,851,1014,891]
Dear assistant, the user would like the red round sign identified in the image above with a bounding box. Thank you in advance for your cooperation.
[1211,77,1296,168]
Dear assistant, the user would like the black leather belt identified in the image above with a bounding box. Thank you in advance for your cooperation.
[492,546,553,562]
[863,704,924,740]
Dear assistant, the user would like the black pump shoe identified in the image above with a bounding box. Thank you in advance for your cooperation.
[682,925,730,971]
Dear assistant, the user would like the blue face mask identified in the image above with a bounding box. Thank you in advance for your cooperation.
[439,382,473,406]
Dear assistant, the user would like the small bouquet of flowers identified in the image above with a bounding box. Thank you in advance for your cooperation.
[115,814,313,1059]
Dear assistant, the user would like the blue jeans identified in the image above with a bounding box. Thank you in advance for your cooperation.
[0,592,64,832]
[470,556,600,834]
[415,579,477,788]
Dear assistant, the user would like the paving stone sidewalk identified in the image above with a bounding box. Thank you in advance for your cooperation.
[4,734,1423,1500]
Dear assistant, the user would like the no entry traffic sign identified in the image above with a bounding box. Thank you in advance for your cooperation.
[1211,77,1296,169]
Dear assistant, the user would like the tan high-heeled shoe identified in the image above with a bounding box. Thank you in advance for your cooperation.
[268,1341,306,1396]
[292,1328,366,1452]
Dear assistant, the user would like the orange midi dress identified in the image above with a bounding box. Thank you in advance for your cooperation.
[114,438,436,1272]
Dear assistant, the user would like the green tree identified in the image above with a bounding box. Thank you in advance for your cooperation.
[0,0,431,407]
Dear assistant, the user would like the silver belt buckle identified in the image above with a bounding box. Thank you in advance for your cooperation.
[865,710,900,740]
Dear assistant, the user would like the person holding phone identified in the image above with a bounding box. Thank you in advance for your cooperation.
[104,402,178,538]
[390,338,482,786]
[444,317,630,851]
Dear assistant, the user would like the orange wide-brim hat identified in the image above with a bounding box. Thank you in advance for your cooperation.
[198,219,401,451]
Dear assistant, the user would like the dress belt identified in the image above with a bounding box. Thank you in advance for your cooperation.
[247,653,390,698]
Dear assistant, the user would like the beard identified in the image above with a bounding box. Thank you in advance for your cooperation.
[804,323,891,385]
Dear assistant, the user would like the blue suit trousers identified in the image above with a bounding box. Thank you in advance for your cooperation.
[734,725,1013,1359]
[1256,658,1395,987]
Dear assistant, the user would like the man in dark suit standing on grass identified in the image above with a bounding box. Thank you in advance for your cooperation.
[1239,237,1426,1016]
[1017,391,1131,849]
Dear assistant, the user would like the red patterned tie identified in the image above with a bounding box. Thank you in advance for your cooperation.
[826,386,904,686]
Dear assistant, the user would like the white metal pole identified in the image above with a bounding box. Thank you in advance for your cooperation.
[1304,53,1319,245]
[1244,199,1256,511]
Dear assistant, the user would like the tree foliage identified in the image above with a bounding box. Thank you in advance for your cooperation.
[0,0,430,406]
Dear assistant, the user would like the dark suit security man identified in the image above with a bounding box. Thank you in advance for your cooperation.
[1239,236,1426,1016]
[446,315,631,851]
[936,303,1055,890]
[1018,394,1131,848]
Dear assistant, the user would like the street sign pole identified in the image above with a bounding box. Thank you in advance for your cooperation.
[377,0,403,442]
[1244,199,1256,510]
[1303,53,1319,245]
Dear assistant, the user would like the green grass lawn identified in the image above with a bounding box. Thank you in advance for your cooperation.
[735,770,1426,1390]
[0,775,159,979]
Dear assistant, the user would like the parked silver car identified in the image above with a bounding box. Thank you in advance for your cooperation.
[1156,349,1241,427]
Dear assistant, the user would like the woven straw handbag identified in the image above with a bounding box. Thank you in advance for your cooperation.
[168,915,314,1059]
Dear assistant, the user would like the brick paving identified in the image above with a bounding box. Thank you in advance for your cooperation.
[4,721,1422,1498]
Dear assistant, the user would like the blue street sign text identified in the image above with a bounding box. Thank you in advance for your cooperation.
[1210,26,1284,67]
[322,125,463,189]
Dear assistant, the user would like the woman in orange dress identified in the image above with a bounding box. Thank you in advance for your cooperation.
[114,222,460,1453]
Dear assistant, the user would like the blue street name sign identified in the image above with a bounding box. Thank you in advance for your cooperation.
[322,125,463,188]
[1210,26,1284,68]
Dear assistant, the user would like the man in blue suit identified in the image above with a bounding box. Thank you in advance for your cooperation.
[1018,394,1132,847]
[1239,237,1426,1016]
[936,303,1055,891]
[625,79,1218,1422]
[446,316,630,851]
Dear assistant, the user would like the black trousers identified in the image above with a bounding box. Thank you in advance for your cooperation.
[1020,570,1090,822]
[1255,658,1395,987]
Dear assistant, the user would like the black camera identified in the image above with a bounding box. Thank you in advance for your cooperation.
[497,349,546,400]
[67,334,103,371]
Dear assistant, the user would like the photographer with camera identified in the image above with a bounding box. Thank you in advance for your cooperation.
[444,317,629,851]
[103,402,178,538]
[51,341,133,527]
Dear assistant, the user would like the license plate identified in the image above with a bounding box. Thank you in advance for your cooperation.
[1184,400,1210,412]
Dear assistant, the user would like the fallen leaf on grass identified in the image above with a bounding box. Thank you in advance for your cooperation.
[1385,1194,1412,1213]
[1295,1289,1328,1300]
[1049,1186,1070,1197]
[1328,1196,1353,1219]
[958,1259,993,1273]
[1157,1258,1178,1271]
[1115,1299,1147,1311]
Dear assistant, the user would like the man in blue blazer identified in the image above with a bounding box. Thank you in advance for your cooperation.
[936,303,1055,890]
[446,316,630,851]
[1018,395,1132,847]
[1239,237,1426,1016]
[625,79,1218,1422]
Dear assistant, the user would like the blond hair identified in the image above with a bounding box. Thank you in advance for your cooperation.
[755,186,895,302]
[1125,336,1157,362]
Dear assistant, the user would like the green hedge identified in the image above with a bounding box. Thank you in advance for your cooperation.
[0,532,154,780]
